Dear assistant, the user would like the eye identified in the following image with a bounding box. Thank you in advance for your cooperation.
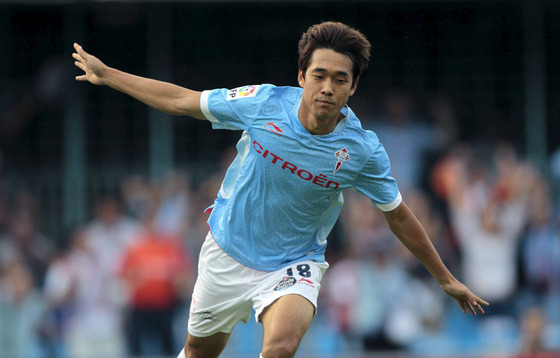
[313,75,324,79]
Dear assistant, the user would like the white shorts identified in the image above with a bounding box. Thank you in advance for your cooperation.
[187,232,329,337]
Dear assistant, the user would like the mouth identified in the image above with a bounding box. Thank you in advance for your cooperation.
[316,99,335,106]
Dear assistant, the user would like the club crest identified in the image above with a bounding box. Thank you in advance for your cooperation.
[334,148,350,174]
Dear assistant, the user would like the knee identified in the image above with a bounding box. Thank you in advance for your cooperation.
[184,333,229,358]
[261,338,300,358]
[185,341,208,358]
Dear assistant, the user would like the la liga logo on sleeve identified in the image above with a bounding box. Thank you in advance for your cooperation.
[227,85,260,100]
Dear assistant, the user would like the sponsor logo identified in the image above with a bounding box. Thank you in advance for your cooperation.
[334,148,350,174]
[253,140,340,189]
[227,85,259,100]
[192,310,217,322]
[264,122,284,137]
[274,276,297,291]
[298,278,315,288]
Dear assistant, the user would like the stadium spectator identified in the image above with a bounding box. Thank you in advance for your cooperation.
[520,176,560,300]
[76,193,143,356]
[120,200,194,356]
[517,175,560,351]
[0,260,45,358]
[432,143,535,314]
[152,170,193,239]
[83,192,142,277]
[121,174,155,222]
[42,225,127,358]
[0,188,54,287]
[518,306,546,354]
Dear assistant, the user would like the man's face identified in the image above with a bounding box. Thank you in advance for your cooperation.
[298,48,357,135]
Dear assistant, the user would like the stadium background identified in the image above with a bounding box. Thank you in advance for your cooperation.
[0,0,559,357]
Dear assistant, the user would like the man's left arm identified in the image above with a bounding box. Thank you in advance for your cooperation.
[382,201,489,315]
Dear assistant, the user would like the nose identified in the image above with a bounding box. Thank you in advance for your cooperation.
[321,78,334,95]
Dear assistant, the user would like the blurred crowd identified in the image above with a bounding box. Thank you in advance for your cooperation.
[0,87,559,358]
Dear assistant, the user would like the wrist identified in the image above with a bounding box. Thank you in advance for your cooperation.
[438,276,460,289]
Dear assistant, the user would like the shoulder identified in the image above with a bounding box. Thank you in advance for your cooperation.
[254,84,302,104]
[343,108,383,152]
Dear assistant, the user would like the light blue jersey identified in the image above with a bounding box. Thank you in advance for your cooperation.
[200,84,401,271]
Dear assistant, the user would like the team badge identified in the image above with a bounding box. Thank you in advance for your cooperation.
[334,148,350,174]
[274,276,297,291]
[227,85,260,100]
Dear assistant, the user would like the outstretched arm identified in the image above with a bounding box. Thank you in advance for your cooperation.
[72,43,206,119]
[382,201,489,315]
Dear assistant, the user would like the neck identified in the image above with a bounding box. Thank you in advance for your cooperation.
[299,110,345,135]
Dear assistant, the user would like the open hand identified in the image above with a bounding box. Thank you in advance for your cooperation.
[72,43,107,85]
[441,279,489,315]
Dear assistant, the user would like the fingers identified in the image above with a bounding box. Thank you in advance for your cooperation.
[465,300,476,315]
[72,52,82,62]
[72,43,89,80]
[457,300,467,314]
[73,42,87,57]
[473,297,490,315]
[72,43,92,65]
[72,44,85,68]
[456,296,490,316]
[74,60,85,71]
[456,299,475,315]
[473,301,484,315]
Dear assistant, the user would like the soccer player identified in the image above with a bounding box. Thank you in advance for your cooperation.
[73,21,489,358]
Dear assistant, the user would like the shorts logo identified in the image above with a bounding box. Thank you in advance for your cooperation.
[298,278,315,288]
[195,310,217,322]
[227,85,260,100]
[274,276,297,291]
[334,148,350,174]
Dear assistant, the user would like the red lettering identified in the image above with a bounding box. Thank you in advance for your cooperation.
[326,180,339,189]
[270,153,283,164]
[312,174,327,187]
[282,161,297,174]
[297,169,313,181]
[253,140,340,189]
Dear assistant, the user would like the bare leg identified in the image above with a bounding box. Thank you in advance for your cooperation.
[182,332,231,358]
[260,294,314,358]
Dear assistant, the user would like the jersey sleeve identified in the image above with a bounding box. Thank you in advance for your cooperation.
[353,142,402,211]
[200,84,270,131]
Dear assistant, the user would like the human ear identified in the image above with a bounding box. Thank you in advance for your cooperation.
[349,77,359,96]
[298,70,305,88]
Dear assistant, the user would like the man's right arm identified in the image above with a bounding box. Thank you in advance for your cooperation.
[72,43,206,120]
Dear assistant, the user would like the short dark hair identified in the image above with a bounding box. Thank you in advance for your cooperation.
[298,22,371,86]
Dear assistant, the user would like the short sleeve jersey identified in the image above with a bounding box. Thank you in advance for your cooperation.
[200,84,401,271]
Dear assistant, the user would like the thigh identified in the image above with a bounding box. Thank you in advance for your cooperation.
[260,294,315,357]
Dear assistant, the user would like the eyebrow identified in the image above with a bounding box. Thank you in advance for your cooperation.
[311,67,351,78]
